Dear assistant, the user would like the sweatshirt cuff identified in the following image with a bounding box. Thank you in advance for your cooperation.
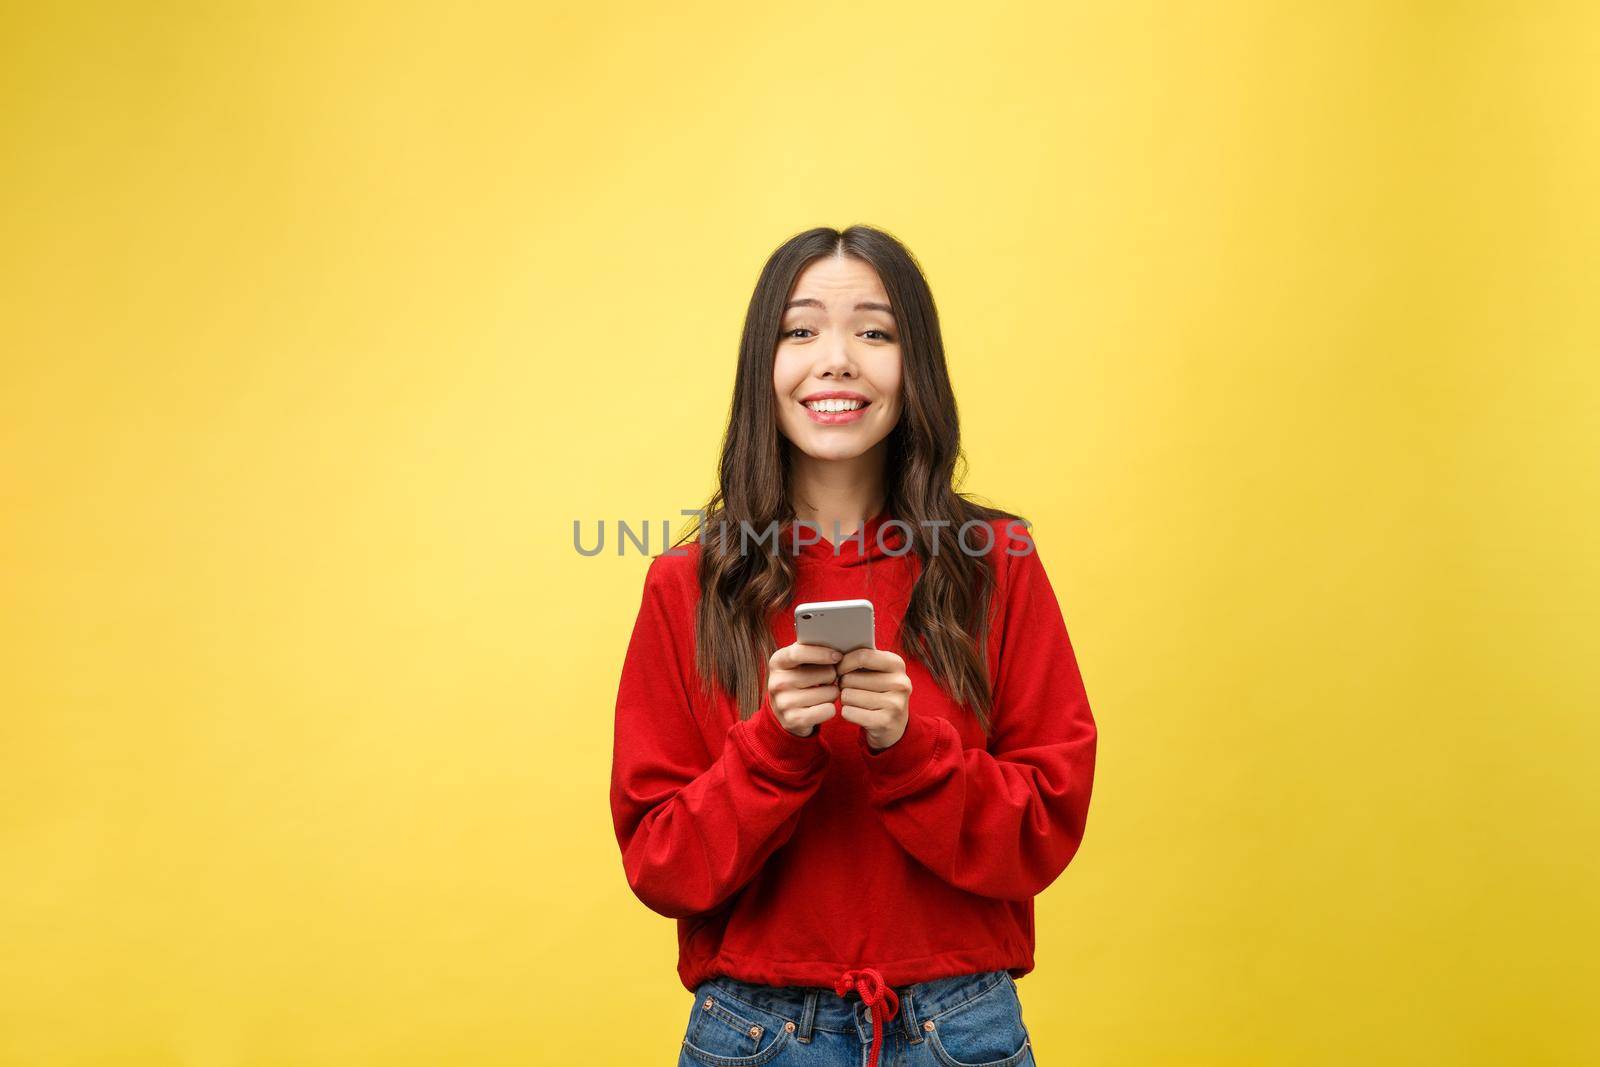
[736,698,830,778]
[857,710,945,794]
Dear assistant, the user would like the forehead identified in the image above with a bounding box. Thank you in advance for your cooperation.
[784,255,890,311]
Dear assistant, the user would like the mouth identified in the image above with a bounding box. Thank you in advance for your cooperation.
[799,391,871,425]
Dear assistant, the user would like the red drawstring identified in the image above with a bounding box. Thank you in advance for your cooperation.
[835,967,900,1067]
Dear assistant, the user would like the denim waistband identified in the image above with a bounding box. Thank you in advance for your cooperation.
[698,968,1014,1037]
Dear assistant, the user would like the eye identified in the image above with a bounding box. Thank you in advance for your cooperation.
[783,328,814,339]
[864,329,894,341]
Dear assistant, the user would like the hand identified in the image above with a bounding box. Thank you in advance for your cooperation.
[836,648,912,750]
[766,642,844,737]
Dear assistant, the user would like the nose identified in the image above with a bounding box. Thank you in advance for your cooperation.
[815,333,858,379]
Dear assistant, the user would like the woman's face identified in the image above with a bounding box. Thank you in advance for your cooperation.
[773,255,903,463]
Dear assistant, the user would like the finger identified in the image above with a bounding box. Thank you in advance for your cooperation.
[838,669,911,694]
[788,702,840,728]
[772,685,840,714]
[838,703,891,729]
[773,643,845,670]
[773,702,836,736]
[769,664,839,692]
[839,687,896,711]
[837,648,902,675]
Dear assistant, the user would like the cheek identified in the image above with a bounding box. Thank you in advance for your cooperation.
[873,355,904,412]
[772,354,806,399]
[772,355,807,438]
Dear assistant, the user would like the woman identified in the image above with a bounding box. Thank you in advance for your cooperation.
[609,225,1098,1067]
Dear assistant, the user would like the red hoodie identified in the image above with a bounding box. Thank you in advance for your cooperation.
[609,508,1097,1052]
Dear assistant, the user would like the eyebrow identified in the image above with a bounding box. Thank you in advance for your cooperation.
[783,298,895,316]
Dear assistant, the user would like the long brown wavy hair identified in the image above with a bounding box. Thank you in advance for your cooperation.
[674,225,1021,738]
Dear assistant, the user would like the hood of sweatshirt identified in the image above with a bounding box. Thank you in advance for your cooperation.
[792,504,907,567]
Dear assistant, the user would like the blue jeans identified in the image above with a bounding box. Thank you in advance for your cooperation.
[677,969,1036,1067]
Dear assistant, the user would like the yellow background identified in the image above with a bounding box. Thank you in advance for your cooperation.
[3,3,1596,1064]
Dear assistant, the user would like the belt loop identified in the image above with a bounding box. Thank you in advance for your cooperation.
[797,989,818,1044]
[900,986,923,1044]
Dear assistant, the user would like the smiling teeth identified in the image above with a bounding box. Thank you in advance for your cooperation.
[806,398,864,413]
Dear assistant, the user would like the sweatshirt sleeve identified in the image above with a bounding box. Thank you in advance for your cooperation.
[610,555,831,920]
[854,536,1098,900]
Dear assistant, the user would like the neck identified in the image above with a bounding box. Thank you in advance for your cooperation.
[788,443,888,542]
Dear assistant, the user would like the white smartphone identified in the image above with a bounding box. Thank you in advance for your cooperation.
[794,599,876,654]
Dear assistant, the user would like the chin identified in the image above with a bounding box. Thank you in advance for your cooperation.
[789,433,882,462]
[807,445,871,462]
